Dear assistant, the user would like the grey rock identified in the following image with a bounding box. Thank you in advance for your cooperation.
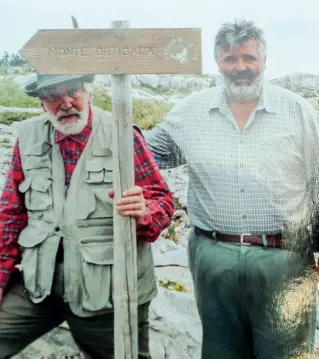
[307,98,319,109]
[149,287,201,359]
[132,75,141,87]
[185,76,210,90]
[11,73,37,87]
[159,75,171,89]
[171,76,187,89]
[94,75,112,86]
[0,105,42,114]
[270,72,319,98]
[136,74,160,89]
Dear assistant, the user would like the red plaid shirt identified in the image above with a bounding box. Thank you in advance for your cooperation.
[0,110,175,290]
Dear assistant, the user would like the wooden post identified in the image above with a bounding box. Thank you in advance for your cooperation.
[111,20,138,359]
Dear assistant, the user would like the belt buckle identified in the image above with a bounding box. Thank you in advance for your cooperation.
[240,233,252,245]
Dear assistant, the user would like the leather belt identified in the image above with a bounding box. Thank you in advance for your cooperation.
[195,227,283,248]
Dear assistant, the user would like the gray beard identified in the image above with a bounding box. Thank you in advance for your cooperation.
[220,72,264,102]
[49,114,88,135]
[47,104,89,135]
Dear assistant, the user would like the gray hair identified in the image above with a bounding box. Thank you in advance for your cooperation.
[214,19,267,60]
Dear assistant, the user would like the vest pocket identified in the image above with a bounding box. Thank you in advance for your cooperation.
[77,187,113,220]
[23,142,52,170]
[85,157,113,184]
[79,238,114,311]
[18,228,50,299]
[18,177,52,211]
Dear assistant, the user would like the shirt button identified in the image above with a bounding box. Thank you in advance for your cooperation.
[241,188,244,192]
[243,215,246,219]
[240,140,244,144]
[54,226,60,232]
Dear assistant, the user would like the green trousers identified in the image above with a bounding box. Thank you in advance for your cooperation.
[0,263,151,359]
[188,227,317,359]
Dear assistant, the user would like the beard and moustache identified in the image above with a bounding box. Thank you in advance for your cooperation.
[46,96,90,135]
[220,67,265,102]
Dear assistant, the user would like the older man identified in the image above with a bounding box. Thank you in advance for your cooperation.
[145,19,319,358]
[0,74,175,359]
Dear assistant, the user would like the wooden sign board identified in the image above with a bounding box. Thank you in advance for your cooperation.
[20,28,202,74]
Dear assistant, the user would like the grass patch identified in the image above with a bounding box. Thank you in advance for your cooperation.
[0,78,40,108]
[0,139,12,148]
[91,85,112,111]
[158,278,191,292]
[164,222,180,243]
[0,111,41,125]
[133,100,172,129]
[174,197,187,211]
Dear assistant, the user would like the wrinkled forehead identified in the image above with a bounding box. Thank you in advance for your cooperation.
[218,39,260,58]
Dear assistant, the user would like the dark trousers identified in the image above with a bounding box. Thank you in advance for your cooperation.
[188,227,317,359]
[0,263,151,359]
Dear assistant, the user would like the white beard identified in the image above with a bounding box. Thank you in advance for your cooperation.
[47,100,90,135]
[220,70,264,102]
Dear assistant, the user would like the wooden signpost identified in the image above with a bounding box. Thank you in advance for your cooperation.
[20,21,202,359]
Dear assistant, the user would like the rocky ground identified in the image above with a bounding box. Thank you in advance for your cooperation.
[1,71,319,358]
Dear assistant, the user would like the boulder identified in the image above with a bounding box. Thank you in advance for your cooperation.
[270,72,319,98]
[171,76,187,89]
[137,75,161,89]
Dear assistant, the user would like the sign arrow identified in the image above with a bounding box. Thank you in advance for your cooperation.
[19,28,202,75]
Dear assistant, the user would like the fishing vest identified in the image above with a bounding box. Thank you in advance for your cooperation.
[16,106,157,317]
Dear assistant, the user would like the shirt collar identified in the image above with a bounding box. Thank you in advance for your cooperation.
[208,82,276,114]
[54,106,92,145]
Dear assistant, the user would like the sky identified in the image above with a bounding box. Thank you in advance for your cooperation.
[1,0,319,80]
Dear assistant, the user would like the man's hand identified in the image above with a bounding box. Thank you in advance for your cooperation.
[108,186,146,219]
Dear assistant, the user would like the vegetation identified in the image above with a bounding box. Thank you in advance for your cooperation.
[0,111,40,125]
[0,52,28,67]
[174,197,187,211]
[158,278,192,293]
[132,99,173,129]
[164,222,180,243]
[0,52,35,74]
[0,78,40,108]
